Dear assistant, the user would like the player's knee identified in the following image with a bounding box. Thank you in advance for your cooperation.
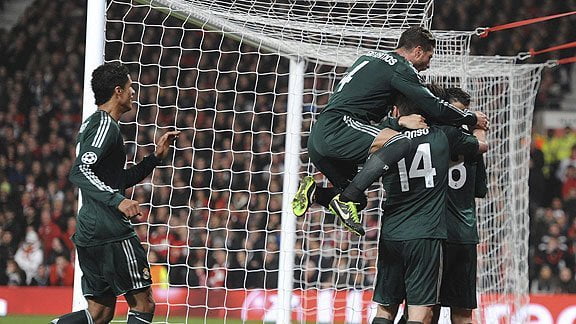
[371,128,400,152]
[450,308,472,324]
[143,292,156,313]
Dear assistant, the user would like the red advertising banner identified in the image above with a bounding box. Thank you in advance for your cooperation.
[1,287,576,323]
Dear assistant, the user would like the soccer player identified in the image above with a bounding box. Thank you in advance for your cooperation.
[292,26,488,236]
[52,62,180,324]
[431,87,487,324]
[371,91,487,324]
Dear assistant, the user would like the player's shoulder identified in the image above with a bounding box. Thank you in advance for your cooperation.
[387,52,417,74]
[80,110,115,135]
[361,51,404,69]
[436,124,464,137]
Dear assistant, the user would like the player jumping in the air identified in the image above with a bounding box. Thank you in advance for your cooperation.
[292,26,488,236]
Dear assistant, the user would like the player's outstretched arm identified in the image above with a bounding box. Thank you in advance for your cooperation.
[473,111,489,131]
[121,130,181,188]
[398,114,428,129]
[390,65,479,127]
[473,127,488,153]
[154,130,180,159]
[117,198,141,219]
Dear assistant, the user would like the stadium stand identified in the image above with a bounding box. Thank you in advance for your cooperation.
[0,0,575,294]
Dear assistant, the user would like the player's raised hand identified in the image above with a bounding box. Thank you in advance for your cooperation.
[474,111,489,130]
[118,198,141,219]
[155,130,181,159]
[398,114,428,129]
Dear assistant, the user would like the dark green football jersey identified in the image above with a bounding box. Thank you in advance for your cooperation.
[446,151,487,244]
[69,110,160,247]
[380,125,479,241]
[323,51,476,126]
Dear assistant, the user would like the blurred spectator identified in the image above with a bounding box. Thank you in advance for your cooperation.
[207,250,227,288]
[37,208,62,259]
[5,259,26,286]
[531,265,560,293]
[13,227,43,285]
[557,145,576,183]
[562,166,576,200]
[557,267,576,293]
[29,264,50,286]
[535,225,570,274]
[49,255,74,286]
[166,244,188,286]
[45,236,70,266]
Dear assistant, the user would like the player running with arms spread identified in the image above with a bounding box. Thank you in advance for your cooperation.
[292,27,488,236]
[52,62,179,324]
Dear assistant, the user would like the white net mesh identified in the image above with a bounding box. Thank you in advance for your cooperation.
[422,58,545,323]
[101,0,543,322]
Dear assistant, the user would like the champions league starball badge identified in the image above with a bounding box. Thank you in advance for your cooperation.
[81,151,98,165]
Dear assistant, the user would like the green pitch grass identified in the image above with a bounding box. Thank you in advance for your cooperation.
[0,315,262,323]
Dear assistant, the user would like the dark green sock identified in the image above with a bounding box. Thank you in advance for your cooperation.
[372,317,394,324]
[316,187,338,209]
[342,134,411,202]
[51,310,91,323]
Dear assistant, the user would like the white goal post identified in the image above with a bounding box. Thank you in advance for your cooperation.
[75,1,546,323]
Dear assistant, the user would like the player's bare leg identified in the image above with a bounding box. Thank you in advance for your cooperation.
[373,303,399,324]
[87,296,117,324]
[431,305,441,324]
[450,307,473,324]
[125,287,155,323]
[408,305,434,324]
[50,295,115,324]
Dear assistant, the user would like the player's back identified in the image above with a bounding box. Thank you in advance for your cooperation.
[323,51,408,123]
[446,153,486,244]
[380,126,450,241]
[70,110,135,247]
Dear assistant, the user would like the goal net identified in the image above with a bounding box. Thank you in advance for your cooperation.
[89,0,543,322]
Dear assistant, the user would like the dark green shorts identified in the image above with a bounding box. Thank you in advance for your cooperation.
[77,236,152,297]
[440,242,477,309]
[308,112,385,163]
[373,238,442,306]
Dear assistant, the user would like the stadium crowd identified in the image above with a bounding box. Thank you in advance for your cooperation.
[0,0,575,295]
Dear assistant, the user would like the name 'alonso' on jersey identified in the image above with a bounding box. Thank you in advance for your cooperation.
[323,51,476,126]
[69,110,160,247]
[380,125,479,241]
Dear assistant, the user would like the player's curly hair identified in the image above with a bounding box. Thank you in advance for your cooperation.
[397,26,436,52]
[91,62,130,105]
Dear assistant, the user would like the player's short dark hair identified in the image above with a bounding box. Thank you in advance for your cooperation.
[426,83,447,100]
[395,93,420,116]
[446,87,471,107]
[397,26,436,52]
[427,84,471,107]
[91,62,130,105]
